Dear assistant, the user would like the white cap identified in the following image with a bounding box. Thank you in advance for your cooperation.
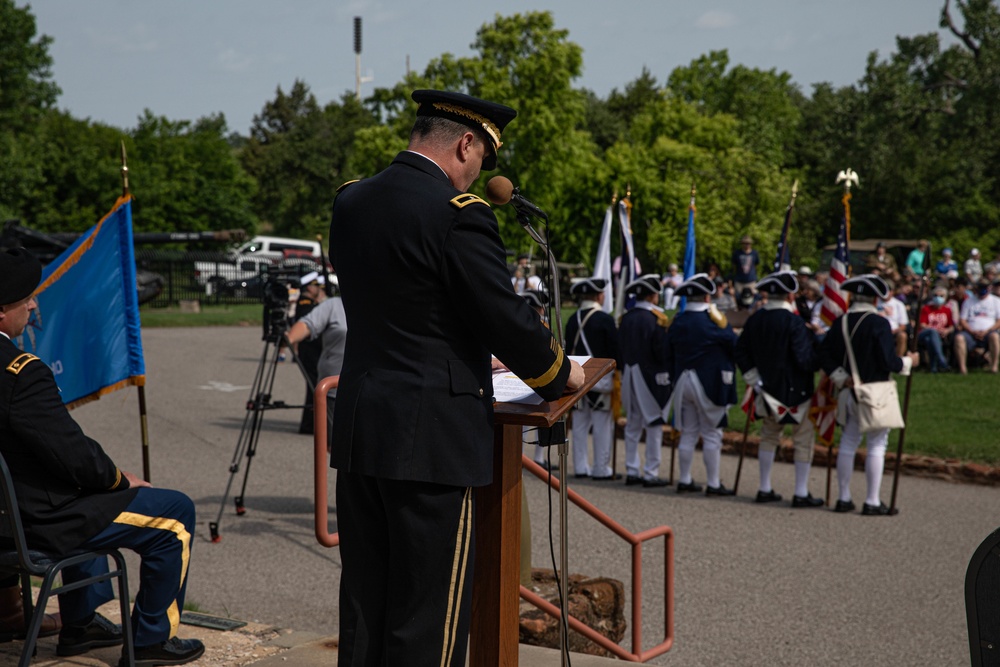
[300,271,325,286]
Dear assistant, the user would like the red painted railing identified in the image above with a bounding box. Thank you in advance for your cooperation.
[313,376,674,662]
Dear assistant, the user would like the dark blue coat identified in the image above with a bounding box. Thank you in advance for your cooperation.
[618,306,670,408]
[666,308,738,408]
[735,306,819,407]
[565,306,619,362]
[820,309,903,383]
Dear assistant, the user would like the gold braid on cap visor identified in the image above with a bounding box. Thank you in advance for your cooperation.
[431,102,502,150]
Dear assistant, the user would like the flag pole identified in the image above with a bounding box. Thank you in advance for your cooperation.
[825,168,858,505]
[122,140,152,483]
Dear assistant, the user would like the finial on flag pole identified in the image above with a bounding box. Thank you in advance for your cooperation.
[835,168,859,193]
[791,179,799,201]
[120,140,130,197]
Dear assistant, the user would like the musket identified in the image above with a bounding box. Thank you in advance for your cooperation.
[888,245,930,514]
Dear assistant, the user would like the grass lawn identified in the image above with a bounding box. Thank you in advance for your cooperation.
[140,304,263,328]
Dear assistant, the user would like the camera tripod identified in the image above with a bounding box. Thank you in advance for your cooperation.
[209,316,315,543]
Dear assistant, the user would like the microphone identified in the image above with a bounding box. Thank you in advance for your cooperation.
[485,176,548,221]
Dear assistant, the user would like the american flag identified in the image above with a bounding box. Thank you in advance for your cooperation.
[819,205,850,325]
[809,373,837,447]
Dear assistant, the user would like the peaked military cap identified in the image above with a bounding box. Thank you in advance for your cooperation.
[757,271,799,295]
[625,274,661,297]
[841,273,891,300]
[570,277,608,296]
[411,89,517,171]
[522,289,549,310]
[675,273,716,298]
[0,248,42,306]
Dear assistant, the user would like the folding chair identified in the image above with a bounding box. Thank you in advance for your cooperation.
[0,453,134,666]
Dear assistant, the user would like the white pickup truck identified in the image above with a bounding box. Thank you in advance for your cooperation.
[194,236,324,288]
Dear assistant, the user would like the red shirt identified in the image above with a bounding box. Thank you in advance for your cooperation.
[919,304,954,332]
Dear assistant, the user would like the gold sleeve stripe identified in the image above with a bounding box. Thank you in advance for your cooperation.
[337,179,359,192]
[108,468,123,491]
[5,353,39,375]
[449,193,488,209]
[523,344,565,389]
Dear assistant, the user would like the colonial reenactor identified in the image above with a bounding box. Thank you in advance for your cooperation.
[618,274,671,487]
[819,274,919,515]
[0,248,204,665]
[329,89,584,666]
[521,289,556,470]
[666,273,739,496]
[565,277,620,479]
[735,271,824,507]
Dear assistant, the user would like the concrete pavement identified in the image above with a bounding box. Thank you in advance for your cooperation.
[52,325,998,666]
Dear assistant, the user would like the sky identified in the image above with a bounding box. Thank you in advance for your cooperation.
[28,1,957,136]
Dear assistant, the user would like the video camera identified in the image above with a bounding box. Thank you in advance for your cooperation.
[259,266,311,343]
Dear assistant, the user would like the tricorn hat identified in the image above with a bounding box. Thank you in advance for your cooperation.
[0,248,42,306]
[674,273,716,298]
[841,273,891,300]
[522,289,549,310]
[757,271,799,295]
[625,274,661,297]
[570,277,608,297]
[411,89,517,171]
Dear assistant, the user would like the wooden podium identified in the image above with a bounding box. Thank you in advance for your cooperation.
[469,358,615,667]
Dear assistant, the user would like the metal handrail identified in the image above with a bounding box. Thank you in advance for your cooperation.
[520,457,674,663]
[313,376,674,662]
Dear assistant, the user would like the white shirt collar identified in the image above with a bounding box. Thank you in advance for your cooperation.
[634,300,656,312]
[848,301,879,314]
[763,299,795,312]
[405,150,449,180]
[685,301,711,312]
[0,332,9,341]
[579,299,601,310]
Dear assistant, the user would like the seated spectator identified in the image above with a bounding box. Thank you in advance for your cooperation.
[865,242,901,283]
[936,248,959,280]
[712,276,737,311]
[905,240,930,277]
[965,248,984,284]
[878,285,910,356]
[661,263,682,310]
[985,251,1000,277]
[918,286,955,373]
[954,279,1000,374]
[949,277,970,323]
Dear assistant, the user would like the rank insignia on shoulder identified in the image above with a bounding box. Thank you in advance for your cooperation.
[6,353,39,375]
[336,179,360,193]
[450,193,488,209]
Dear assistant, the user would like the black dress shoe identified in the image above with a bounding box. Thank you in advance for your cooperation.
[537,461,559,472]
[642,477,670,488]
[126,637,206,667]
[625,475,643,486]
[705,484,735,497]
[834,499,856,513]
[574,473,590,479]
[755,489,783,503]
[862,501,891,516]
[591,473,621,481]
[676,481,702,493]
[57,612,122,656]
[792,493,824,508]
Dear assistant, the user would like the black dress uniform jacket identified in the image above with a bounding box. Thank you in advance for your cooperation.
[820,308,904,383]
[0,336,136,555]
[329,151,571,488]
[665,309,738,408]
[735,306,818,407]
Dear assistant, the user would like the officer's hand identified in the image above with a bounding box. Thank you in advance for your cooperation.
[123,470,152,489]
[907,351,921,367]
[565,360,585,392]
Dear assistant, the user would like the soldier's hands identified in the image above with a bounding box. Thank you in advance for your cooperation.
[907,351,921,367]
[565,360,585,392]
[124,469,152,489]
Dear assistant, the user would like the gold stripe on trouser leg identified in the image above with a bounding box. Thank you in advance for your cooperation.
[112,512,192,638]
[439,488,473,667]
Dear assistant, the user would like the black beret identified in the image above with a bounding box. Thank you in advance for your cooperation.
[570,277,608,296]
[625,274,661,297]
[0,248,42,306]
[756,271,798,295]
[522,289,549,310]
[841,274,891,300]
[675,273,716,298]
[411,89,517,171]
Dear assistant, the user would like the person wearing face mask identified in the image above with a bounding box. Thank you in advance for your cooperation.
[954,279,1000,374]
[918,286,955,373]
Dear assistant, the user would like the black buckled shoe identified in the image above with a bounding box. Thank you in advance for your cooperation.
[676,481,702,493]
[591,473,621,481]
[56,612,122,656]
[755,490,783,503]
[625,475,643,486]
[833,499,856,513]
[705,484,735,497]
[126,637,206,667]
[642,477,670,488]
[792,493,824,508]
[862,501,891,516]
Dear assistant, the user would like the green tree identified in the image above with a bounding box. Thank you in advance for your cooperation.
[0,0,60,132]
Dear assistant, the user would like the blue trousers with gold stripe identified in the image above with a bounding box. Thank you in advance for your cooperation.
[336,471,474,667]
[57,488,195,647]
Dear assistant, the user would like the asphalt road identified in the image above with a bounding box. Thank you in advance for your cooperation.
[71,325,999,666]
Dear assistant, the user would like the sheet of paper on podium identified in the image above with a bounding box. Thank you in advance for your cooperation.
[491,356,590,405]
